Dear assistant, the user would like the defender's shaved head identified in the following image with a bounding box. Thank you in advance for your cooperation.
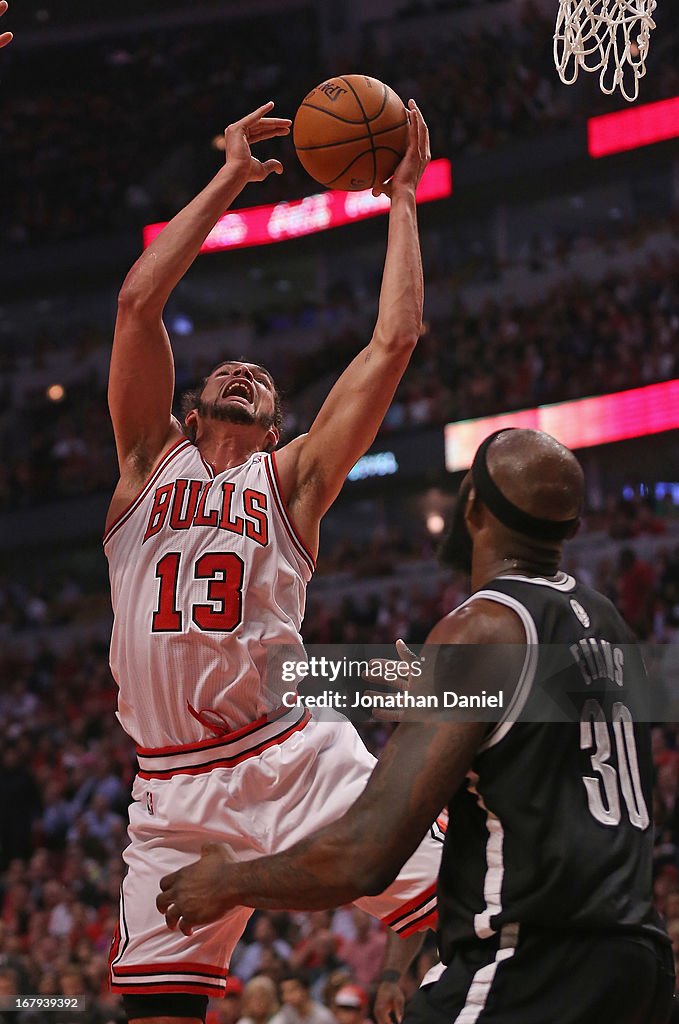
[485,429,584,524]
[440,429,584,574]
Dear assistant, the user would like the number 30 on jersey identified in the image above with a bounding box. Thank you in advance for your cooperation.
[580,699,650,830]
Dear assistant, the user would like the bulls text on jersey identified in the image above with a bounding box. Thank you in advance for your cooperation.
[143,479,269,546]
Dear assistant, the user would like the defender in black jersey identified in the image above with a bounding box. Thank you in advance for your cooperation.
[157,428,674,1024]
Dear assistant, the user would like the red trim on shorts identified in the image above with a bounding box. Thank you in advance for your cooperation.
[111,981,225,996]
[398,908,438,937]
[103,438,193,546]
[436,814,448,833]
[265,452,316,572]
[111,959,228,996]
[137,711,311,779]
[113,960,227,978]
[136,704,292,757]
[107,923,121,975]
[382,882,438,927]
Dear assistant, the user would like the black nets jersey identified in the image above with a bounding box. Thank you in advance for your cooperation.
[437,571,663,963]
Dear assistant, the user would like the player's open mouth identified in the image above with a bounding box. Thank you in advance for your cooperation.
[222,379,254,403]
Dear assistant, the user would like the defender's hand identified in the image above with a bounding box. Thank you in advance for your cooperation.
[374,979,406,1024]
[0,2,13,49]
[373,100,430,199]
[364,639,420,722]
[157,842,237,936]
[223,101,291,184]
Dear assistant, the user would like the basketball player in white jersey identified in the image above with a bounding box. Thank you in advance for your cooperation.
[105,99,442,1024]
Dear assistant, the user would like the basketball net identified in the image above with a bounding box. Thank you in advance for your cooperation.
[554,0,657,102]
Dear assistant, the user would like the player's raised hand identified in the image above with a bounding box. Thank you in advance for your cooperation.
[0,2,14,49]
[373,99,430,199]
[364,639,420,722]
[157,842,237,936]
[223,101,292,184]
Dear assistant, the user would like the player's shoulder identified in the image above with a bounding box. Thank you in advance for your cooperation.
[570,580,636,636]
[105,423,194,536]
[428,596,527,646]
[268,433,308,492]
[274,433,308,466]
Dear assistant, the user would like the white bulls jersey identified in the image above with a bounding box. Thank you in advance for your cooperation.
[104,438,314,748]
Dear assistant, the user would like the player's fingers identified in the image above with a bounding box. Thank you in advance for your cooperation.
[406,99,420,140]
[238,100,276,126]
[363,692,405,722]
[395,639,417,662]
[376,1004,401,1024]
[249,128,292,143]
[224,104,281,141]
[364,667,410,693]
[201,841,235,861]
[374,984,405,1024]
[178,917,194,937]
[164,903,182,931]
[260,158,284,177]
[366,663,409,688]
[411,100,431,161]
[156,887,174,914]
[407,100,424,155]
[408,100,427,159]
[158,871,177,893]
[248,125,292,144]
[0,31,12,47]
[250,117,292,130]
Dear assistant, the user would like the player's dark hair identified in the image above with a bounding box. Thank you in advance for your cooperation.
[180,360,283,444]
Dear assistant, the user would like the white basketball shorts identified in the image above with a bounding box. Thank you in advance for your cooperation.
[109,706,445,997]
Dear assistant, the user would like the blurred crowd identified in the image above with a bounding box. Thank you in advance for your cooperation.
[3,2,679,247]
[3,244,679,511]
[3,2,679,1019]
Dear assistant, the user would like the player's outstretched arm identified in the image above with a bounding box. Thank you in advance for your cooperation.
[108,103,291,478]
[156,602,525,934]
[0,2,13,48]
[274,102,429,547]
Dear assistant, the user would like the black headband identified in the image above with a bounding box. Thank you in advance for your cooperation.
[471,430,579,542]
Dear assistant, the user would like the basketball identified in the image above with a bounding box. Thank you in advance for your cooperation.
[293,75,409,192]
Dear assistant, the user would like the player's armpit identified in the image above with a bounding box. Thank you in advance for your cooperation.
[274,340,414,533]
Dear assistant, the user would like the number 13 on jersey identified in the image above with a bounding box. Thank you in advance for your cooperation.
[152,551,245,633]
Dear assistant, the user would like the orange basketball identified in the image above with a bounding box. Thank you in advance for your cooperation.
[293,75,409,192]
